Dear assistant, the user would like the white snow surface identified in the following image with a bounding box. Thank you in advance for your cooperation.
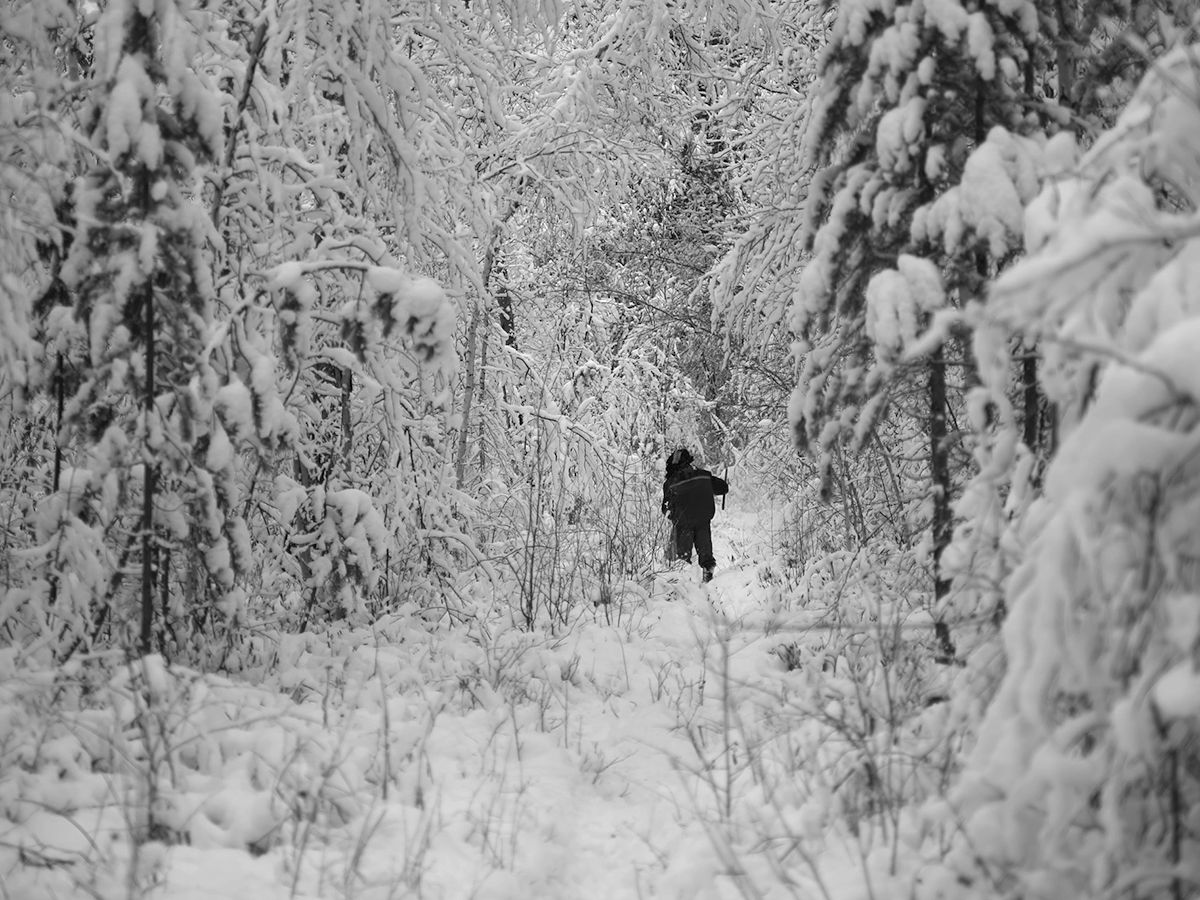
[1153,661,1200,720]
[0,505,904,900]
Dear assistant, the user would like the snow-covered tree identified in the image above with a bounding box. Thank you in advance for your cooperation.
[715,0,1195,666]
[738,0,1059,660]
[923,41,1200,899]
[0,0,472,656]
[922,2,1200,672]
[29,0,245,656]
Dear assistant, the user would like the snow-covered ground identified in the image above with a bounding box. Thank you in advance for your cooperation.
[2,503,913,899]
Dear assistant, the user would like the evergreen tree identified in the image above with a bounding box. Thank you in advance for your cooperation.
[718,0,1192,653]
[765,0,1057,659]
[43,0,242,655]
[926,41,1200,899]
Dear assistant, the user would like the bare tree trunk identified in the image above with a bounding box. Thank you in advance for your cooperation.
[158,548,171,657]
[340,365,352,477]
[1056,1,1079,108]
[495,256,516,349]
[140,284,157,657]
[455,297,482,488]
[478,320,489,475]
[49,353,65,609]
[456,233,513,486]
[929,345,956,662]
[1019,54,1050,480]
[1022,349,1040,447]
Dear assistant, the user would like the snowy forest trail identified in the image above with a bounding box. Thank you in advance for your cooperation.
[361,502,805,900]
[516,502,877,900]
[326,501,871,900]
[8,501,881,900]
[410,503,807,900]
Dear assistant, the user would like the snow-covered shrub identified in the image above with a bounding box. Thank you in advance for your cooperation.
[0,630,472,897]
[687,539,959,896]
[479,419,665,629]
[922,44,1200,900]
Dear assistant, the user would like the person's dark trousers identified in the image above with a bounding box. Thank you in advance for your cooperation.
[675,520,715,571]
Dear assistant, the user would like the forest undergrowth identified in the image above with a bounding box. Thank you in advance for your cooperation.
[0,496,959,900]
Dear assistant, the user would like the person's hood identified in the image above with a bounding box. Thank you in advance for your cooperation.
[667,448,693,469]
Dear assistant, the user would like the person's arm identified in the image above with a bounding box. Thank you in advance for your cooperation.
[661,481,670,515]
[711,474,729,496]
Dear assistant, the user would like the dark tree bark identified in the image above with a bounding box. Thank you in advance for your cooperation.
[929,344,956,662]
[495,255,516,349]
[140,282,157,657]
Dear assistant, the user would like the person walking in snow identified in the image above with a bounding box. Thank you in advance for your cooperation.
[662,448,728,582]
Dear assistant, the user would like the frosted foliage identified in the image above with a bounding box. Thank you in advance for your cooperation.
[176,69,222,159]
[105,59,153,162]
[921,0,969,41]
[376,271,457,377]
[1153,660,1200,719]
[792,167,874,334]
[0,276,36,384]
[251,354,299,445]
[307,487,390,616]
[777,0,1058,480]
[269,262,315,302]
[1164,591,1200,653]
[1048,318,1200,497]
[1001,175,1164,328]
[1122,241,1200,351]
[204,423,233,471]
[866,271,918,357]
[272,262,456,385]
[6,0,272,650]
[806,0,1037,169]
[965,12,995,79]
[865,254,944,361]
[92,0,133,80]
[322,488,388,577]
[936,470,1200,895]
[913,126,1048,257]
[926,45,1200,900]
[867,20,921,98]
[876,98,926,175]
[838,0,899,47]
[214,379,254,442]
[990,47,1200,422]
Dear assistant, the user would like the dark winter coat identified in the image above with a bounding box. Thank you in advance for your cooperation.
[662,464,728,524]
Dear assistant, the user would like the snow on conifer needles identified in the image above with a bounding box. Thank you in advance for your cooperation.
[917,43,1200,900]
